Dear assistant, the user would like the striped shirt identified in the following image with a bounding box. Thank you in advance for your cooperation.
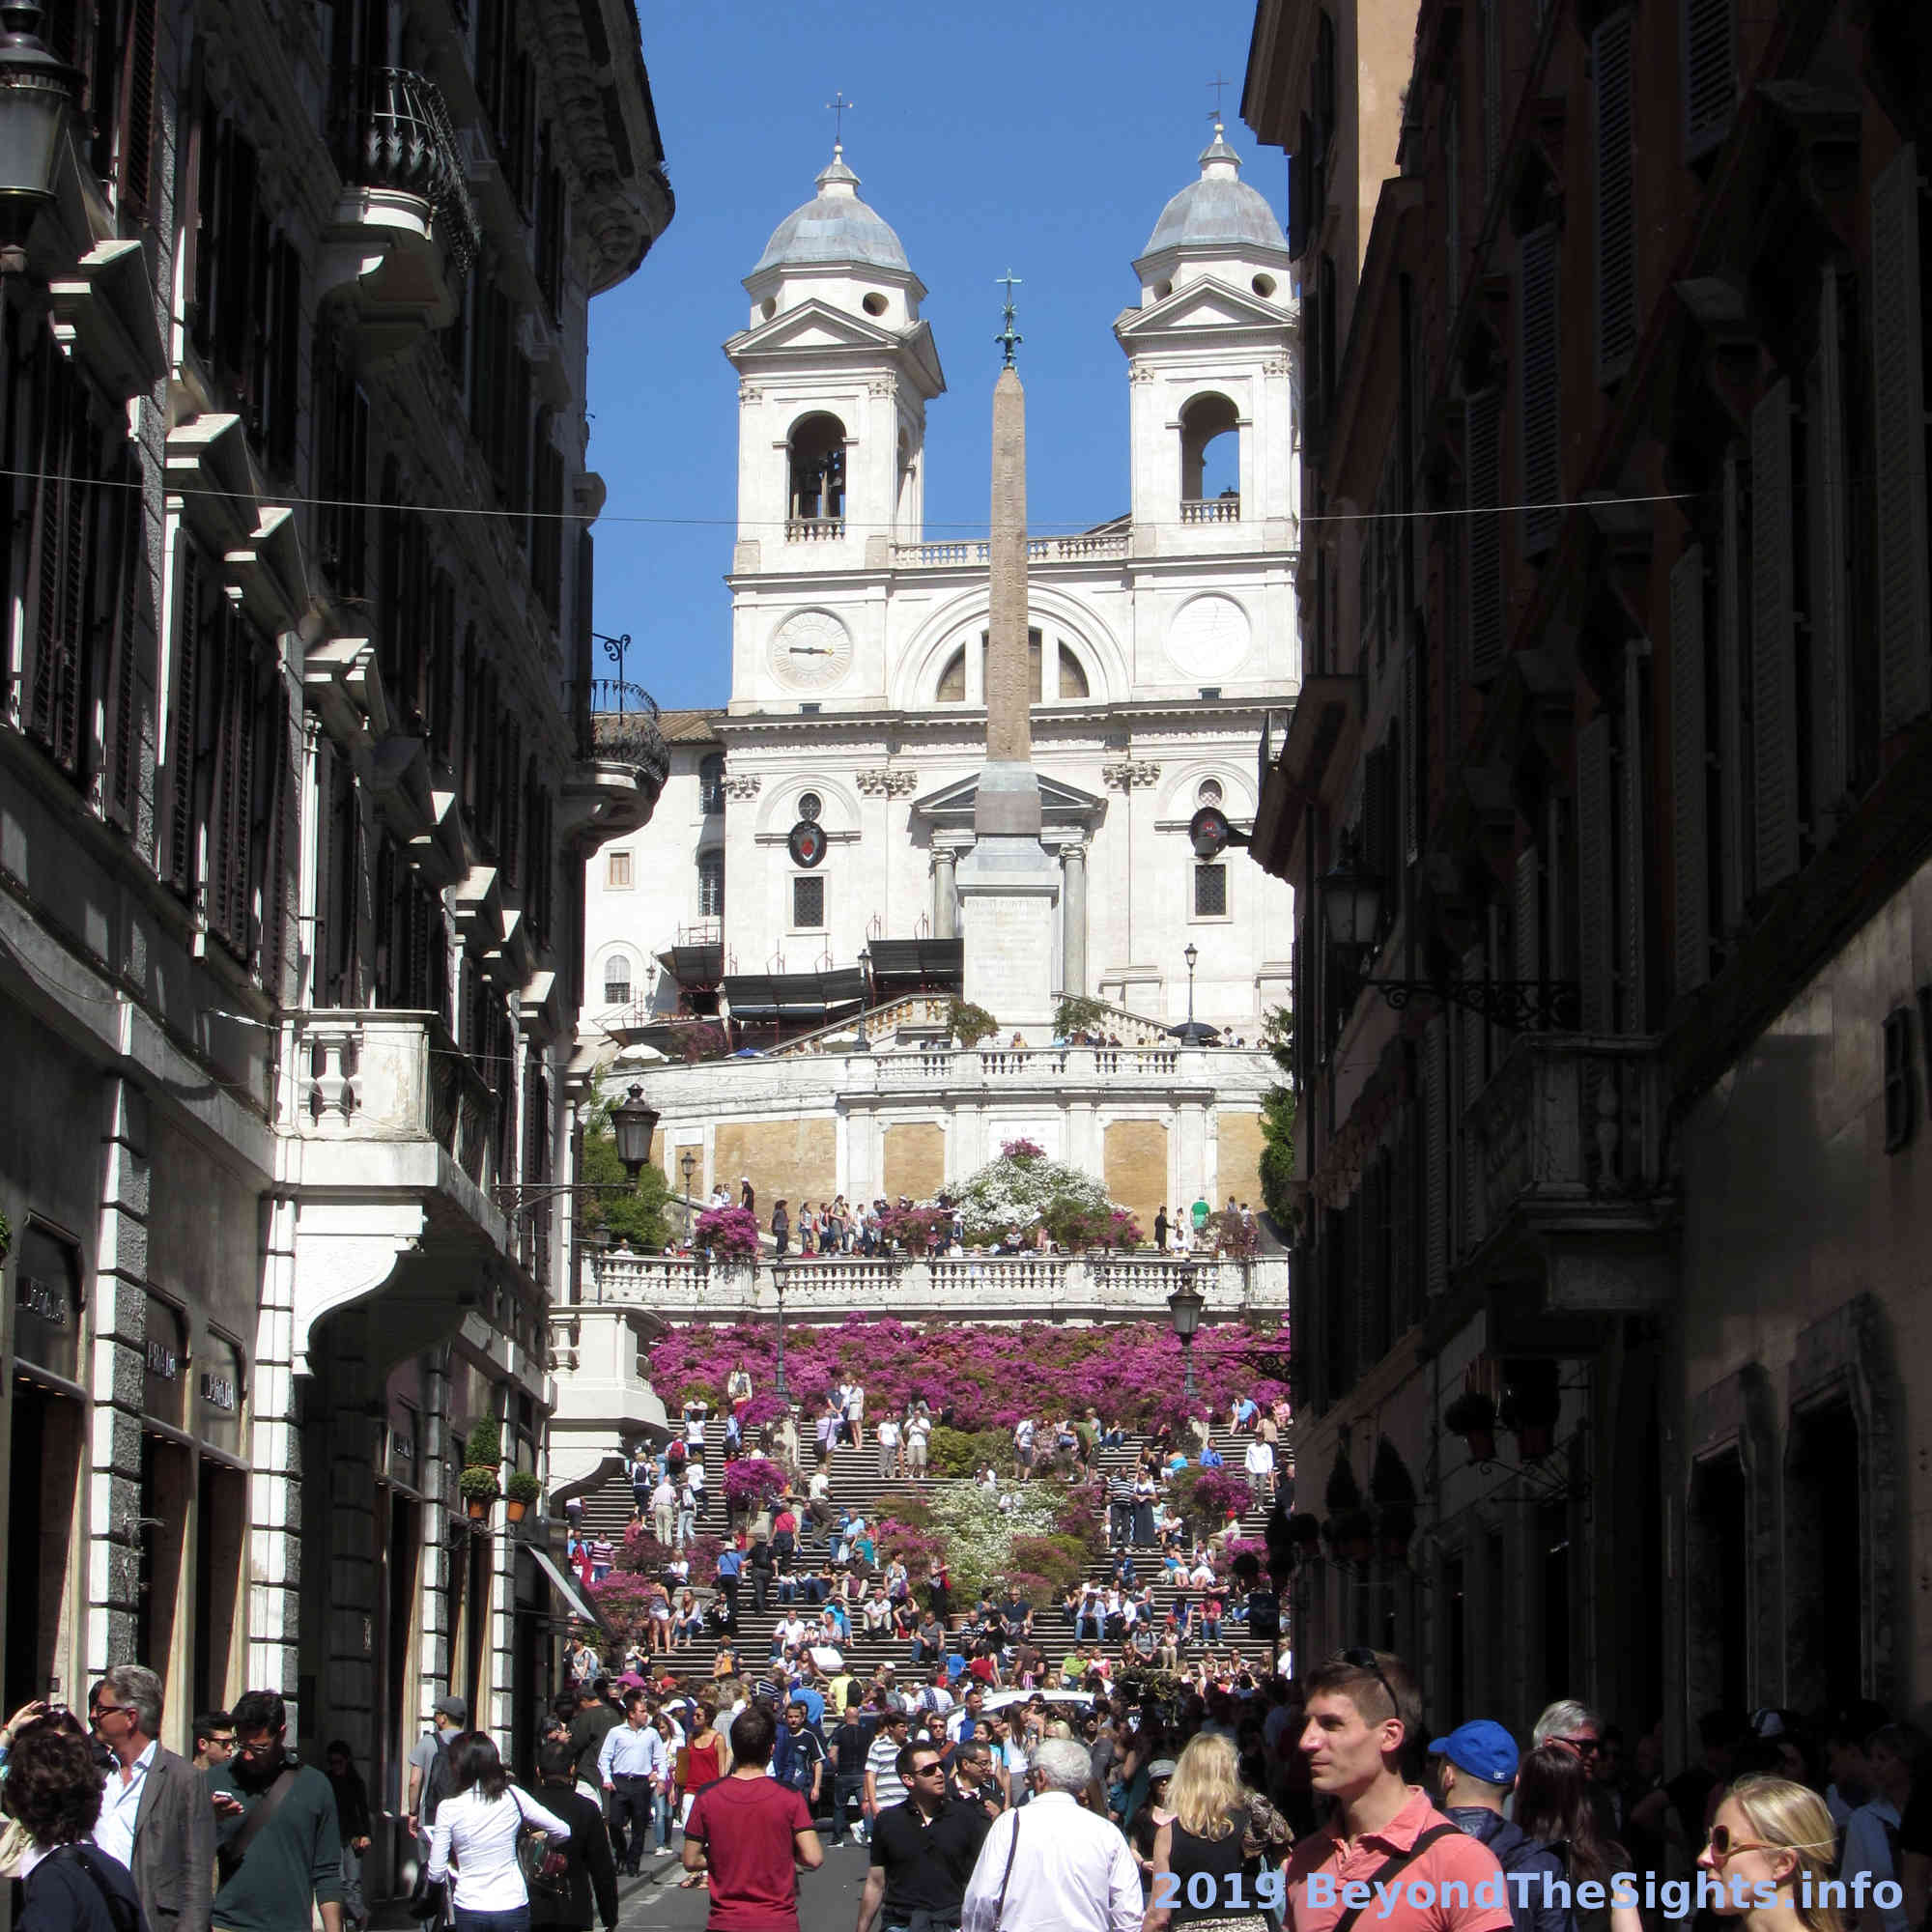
[867,1732,908,1809]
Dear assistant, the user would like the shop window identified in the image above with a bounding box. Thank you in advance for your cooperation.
[1786,1399,1864,1712]
[792,875,825,929]
[1194,864,1228,917]
[1687,1450,1748,1718]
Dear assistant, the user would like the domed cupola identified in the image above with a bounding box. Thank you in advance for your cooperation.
[744,144,926,330]
[1133,121,1291,306]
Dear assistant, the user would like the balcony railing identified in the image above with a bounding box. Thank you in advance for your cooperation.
[892,533,1131,567]
[288,1009,503,1197]
[1462,1033,1667,1260]
[785,517,845,542]
[582,681,669,789]
[585,1250,1289,1320]
[342,68,479,274]
[1181,496,1241,524]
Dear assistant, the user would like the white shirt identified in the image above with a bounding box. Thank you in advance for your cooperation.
[961,1790,1141,1932]
[92,1739,156,1870]
[426,1786,570,1911]
[1244,1440,1275,1474]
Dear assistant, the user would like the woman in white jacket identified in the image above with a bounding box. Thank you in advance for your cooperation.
[425,1731,570,1932]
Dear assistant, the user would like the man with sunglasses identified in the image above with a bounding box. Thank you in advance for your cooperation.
[857,1742,992,1932]
[1284,1648,1514,1932]
[90,1665,213,1932]
[206,1690,345,1932]
[1531,1700,1620,1846]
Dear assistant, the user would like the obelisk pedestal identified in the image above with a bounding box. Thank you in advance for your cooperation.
[958,357,1059,1035]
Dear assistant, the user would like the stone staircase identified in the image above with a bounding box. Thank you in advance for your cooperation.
[577,1414,1283,1685]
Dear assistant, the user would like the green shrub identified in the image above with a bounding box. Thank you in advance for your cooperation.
[926,1427,1009,1478]
[459,1464,500,1502]
[463,1420,501,1468]
[505,1470,542,1505]
[948,999,1000,1048]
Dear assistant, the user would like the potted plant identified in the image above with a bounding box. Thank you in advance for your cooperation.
[1443,1390,1498,1463]
[1323,1507,1376,1563]
[1286,1511,1323,1550]
[504,1469,542,1524]
[1500,1362,1561,1461]
[460,1463,500,1520]
[947,999,1000,1049]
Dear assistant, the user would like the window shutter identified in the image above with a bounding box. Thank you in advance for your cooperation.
[1403,647,1420,863]
[116,0,156,216]
[1466,388,1503,680]
[1681,0,1737,161]
[1716,454,1747,932]
[166,541,202,895]
[1808,269,1850,832]
[1514,844,1541,993]
[1749,380,1798,893]
[108,462,144,824]
[1519,224,1561,554]
[270,236,300,472]
[1444,96,1461,327]
[1593,12,1637,385]
[1459,943,1487,1252]
[1577,714,1613,1030]
[1620,647,1648,1032]
[1871,145,1931,736]
[1670,545,1710,995]
[1424,1017,1448,1294]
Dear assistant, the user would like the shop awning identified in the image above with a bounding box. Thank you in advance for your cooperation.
[723,969,867,1023]
[526,1544,604,1630]
[658,943,724,987]
[865,938,963,990]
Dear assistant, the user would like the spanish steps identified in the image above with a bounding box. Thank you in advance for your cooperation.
[575,1409,1284,1685]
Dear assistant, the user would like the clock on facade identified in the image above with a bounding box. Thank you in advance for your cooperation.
[1167,593,1252,679]
[769,608,854,691]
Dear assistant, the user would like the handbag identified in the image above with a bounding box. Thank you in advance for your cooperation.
[514,1790,570,1901]
[406,1864,446,1922]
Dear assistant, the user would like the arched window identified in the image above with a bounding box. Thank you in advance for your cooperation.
[1179,393,1241,510]
[1057,644,1090,700]
[787,413,846,526]
[936,629,1090,703]
[936,648,967,703]
[603,952,633,1007]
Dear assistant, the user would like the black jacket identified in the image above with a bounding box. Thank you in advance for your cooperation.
[20,1843,149,1932]
[568,1705,622,1792]
[528,1781,618,1932]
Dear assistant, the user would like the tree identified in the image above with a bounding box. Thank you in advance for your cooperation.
[1258,1005,1298,1228]
[578,1097,672,1250]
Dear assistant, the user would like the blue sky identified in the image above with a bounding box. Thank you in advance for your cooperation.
[584,1,1283,712]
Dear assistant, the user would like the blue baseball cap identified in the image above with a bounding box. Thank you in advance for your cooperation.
[1429,1719,1519,1784]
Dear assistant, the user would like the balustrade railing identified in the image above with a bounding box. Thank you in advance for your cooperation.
[785,517,845,542]
[892,533,1130,567]
[1180,496,1241,524]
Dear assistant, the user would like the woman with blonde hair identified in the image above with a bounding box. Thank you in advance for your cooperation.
[1144,1731,1279,1932]
[1696,1775,1845,1932]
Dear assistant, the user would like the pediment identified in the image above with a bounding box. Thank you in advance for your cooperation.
[727,297,901,357]
[1116,276,1293,341]
[912,771,1106,826]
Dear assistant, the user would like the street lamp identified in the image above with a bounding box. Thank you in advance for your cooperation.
[0,3,78,265]
[609,1086,660,1177]
[1184,943,1199,1027]
[853,947,871,1053]
[1168,1267,1205,1406]
[680,1148,696,1241]
[772,1254,789,1401]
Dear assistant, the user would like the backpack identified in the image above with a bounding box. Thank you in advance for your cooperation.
[421,1736,454,1826]
[513,1791,570,1904]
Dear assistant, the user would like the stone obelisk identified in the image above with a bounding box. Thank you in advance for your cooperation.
[958,279,1060,1032]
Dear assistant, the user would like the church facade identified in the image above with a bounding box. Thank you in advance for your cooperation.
[587,127,1302,1050]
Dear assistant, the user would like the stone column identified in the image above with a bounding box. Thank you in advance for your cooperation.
[932,849,958,938]
[249,1195,304,1702]
[1060,842,1088,995]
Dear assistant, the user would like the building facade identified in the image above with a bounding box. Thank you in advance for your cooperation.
[0,0,669,1879]
[584,128,1303,1051]
[1246,0,1932,1737]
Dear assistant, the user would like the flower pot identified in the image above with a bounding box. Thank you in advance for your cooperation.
[1464,1426,1496,1463]
[466,1496,494,1521]
[504,1498,528,1524]
[1516,1422,1553,1461]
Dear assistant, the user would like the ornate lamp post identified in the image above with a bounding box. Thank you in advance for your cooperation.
[1168,1267,1206,1406]
[0,3,78,268]
[854,946,871,1053]
[680,1148,696,1240]
[1185,943,1199,1029]
[608,1087,660,1176]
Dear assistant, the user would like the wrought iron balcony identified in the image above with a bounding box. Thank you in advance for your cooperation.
[562,679,669,841]
[321,67,479,352]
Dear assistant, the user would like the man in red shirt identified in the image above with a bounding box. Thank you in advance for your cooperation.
[1286,1648,1516,1932]
[683,1704,823,1930]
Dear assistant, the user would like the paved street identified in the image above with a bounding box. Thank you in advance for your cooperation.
[616,1836,873,1932]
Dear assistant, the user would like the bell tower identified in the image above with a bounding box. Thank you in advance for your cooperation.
[724,143,946,579]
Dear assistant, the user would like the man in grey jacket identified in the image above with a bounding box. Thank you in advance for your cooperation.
[90,1662,213,1932]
